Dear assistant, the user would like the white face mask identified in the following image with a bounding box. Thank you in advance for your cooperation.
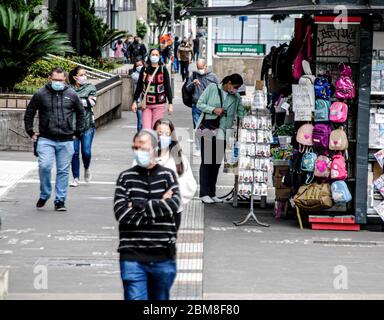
[198,69,206,75]
[136,66,143,72]
[150,56,160,64]
[76,75,87,85]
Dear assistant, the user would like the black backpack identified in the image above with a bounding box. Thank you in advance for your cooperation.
[182,73,197,108]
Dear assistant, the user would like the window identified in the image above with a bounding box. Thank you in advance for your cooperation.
[123,0,136,11]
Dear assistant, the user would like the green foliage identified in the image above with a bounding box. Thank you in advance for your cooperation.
[0,5,73,88]
[0,0,42,17]
[70,55,120,71]
[51,0,127,58]
[28,58,76,78]
[136,20,147,39]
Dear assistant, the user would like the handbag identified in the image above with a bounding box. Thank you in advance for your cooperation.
[138,66,160,110]
[293,183,333,210]
[198,84,223,131]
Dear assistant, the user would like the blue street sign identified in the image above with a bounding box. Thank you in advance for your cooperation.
[239,16,248,22]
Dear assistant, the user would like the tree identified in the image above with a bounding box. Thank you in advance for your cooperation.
[148,0,204,39]
[0,0,42,17]
[0,5,73,88]
[137,20,148,39]
[51,0,126,58]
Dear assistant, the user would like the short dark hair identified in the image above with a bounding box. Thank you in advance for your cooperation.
[50,67,65,76]
[221,73,244,87]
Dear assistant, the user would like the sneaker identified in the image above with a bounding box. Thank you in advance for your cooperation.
[211,196,224,203]
[200,196,214,204]
[54,201,67,212]
[84,169,92,183]
[70,178,80,187]
[36,198,47,209]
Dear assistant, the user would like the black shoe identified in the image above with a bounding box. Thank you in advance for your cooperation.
[54,201,67,212]
[36,198,47,209]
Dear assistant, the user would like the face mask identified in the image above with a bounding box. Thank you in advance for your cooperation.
[134,150,152,168]
[51,81,65,91]
[198,69,206,75]
[159,136,172,150]
[77,76,87,85]
[150,56,160,64]
[228,89,238,95]
[136,66,143,72]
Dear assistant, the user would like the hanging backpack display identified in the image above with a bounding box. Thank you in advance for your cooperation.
[330,154,348,180]
[296,124,313,152]
[293,183,333,210]
[298,60,316,85]
[312,124,332,150]
[314,155,331,178]
[329,102,348,123]
[335,63,356,100]
[314,76,331,99]
[301,148,317,184]
[314,99,331,122]
[329,127,349,151]
[331,181,352,203]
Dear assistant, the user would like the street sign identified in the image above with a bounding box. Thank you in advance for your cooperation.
[215,43,265,55]
[239,16,248,22]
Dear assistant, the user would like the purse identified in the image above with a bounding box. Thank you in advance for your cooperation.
[138,66,160,110]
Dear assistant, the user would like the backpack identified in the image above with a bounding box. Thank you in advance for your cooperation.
[329,127,348,151]
[299,60,316,85]
[293,183,333,210]
[330,154,347,180]
[329,102,348,123]
[301,148,317,184]
[314,99,331,122]
[314,76,331,99]
[331,181,352,203]
[314,155,331,178]
[296,124,313,152]
[181,73,197,108]
[335,63,356,100]
[312,124,332,150]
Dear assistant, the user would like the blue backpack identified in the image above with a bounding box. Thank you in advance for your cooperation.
[314,99,331,122]
[301,148,317,184]
[314,76,331,99]
[331,181,352,203]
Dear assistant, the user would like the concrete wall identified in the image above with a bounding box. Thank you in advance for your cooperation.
[0,79,123,151]
[212,56,264,86]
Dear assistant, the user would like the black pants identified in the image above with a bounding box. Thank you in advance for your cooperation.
[199,135,225,198]
[180,61,190,82]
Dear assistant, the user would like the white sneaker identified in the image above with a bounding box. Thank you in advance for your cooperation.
[200,196,214,204]
[70,178,80,187]
[211,196,224,203]
[84,169,92,183]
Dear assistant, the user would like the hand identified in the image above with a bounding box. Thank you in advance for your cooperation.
[131,102,137,113]
[193,79,200,86]
[168,104,173,115]
[128,202,132,208]
[32,133,39,141]
[213,108,224,117]
[163,189,173,200]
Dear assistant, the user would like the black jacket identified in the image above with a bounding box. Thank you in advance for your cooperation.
[24,83,85,142]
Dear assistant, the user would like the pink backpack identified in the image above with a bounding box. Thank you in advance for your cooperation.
[329,102,348,123]
[329,128,348,151]
[314,155,331,178]
[335,64,356,100]
[330,154,347,180]
[296,124,313,152]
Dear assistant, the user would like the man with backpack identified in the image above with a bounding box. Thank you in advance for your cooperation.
[182,59,219,156]
[128,36,147,64]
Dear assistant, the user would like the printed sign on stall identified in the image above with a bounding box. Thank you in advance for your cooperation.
[292,84,315,121]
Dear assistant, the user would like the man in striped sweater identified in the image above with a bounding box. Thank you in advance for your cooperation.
[114,129,181,300]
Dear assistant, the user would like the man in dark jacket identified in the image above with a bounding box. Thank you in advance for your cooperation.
[114,129,181,300]
[128,36,147,63]
[24,67,85,212]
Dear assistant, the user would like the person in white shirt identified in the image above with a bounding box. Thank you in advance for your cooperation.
[153,119,197,209]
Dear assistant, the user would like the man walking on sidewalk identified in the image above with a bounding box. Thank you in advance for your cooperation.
[184,59,219,156]
[177,37,193,82]
[114,129,181,300]
[24,67,85,211]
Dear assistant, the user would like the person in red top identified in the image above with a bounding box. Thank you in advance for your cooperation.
[131,49,173,129]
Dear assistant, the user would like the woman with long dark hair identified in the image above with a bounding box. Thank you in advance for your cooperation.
[196,73,245,204]
[68,66,97,187]
[153,119,197,207]
[131,49,173,129]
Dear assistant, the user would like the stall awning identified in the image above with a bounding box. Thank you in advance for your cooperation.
[185,0,384,17]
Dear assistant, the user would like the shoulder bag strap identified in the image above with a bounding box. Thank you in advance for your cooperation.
[216,84,223,109]
[142,66,160,103]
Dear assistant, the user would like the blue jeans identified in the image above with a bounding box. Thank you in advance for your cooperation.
[37,137,74,203]
[173,58,179,73]
[71,127,95,179]
[120,260,177,300]
[136,109,143,131]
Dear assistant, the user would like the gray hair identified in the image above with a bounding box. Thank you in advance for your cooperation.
[134,129,159,149]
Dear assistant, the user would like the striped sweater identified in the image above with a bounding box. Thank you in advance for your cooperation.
[113,164,181,262]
